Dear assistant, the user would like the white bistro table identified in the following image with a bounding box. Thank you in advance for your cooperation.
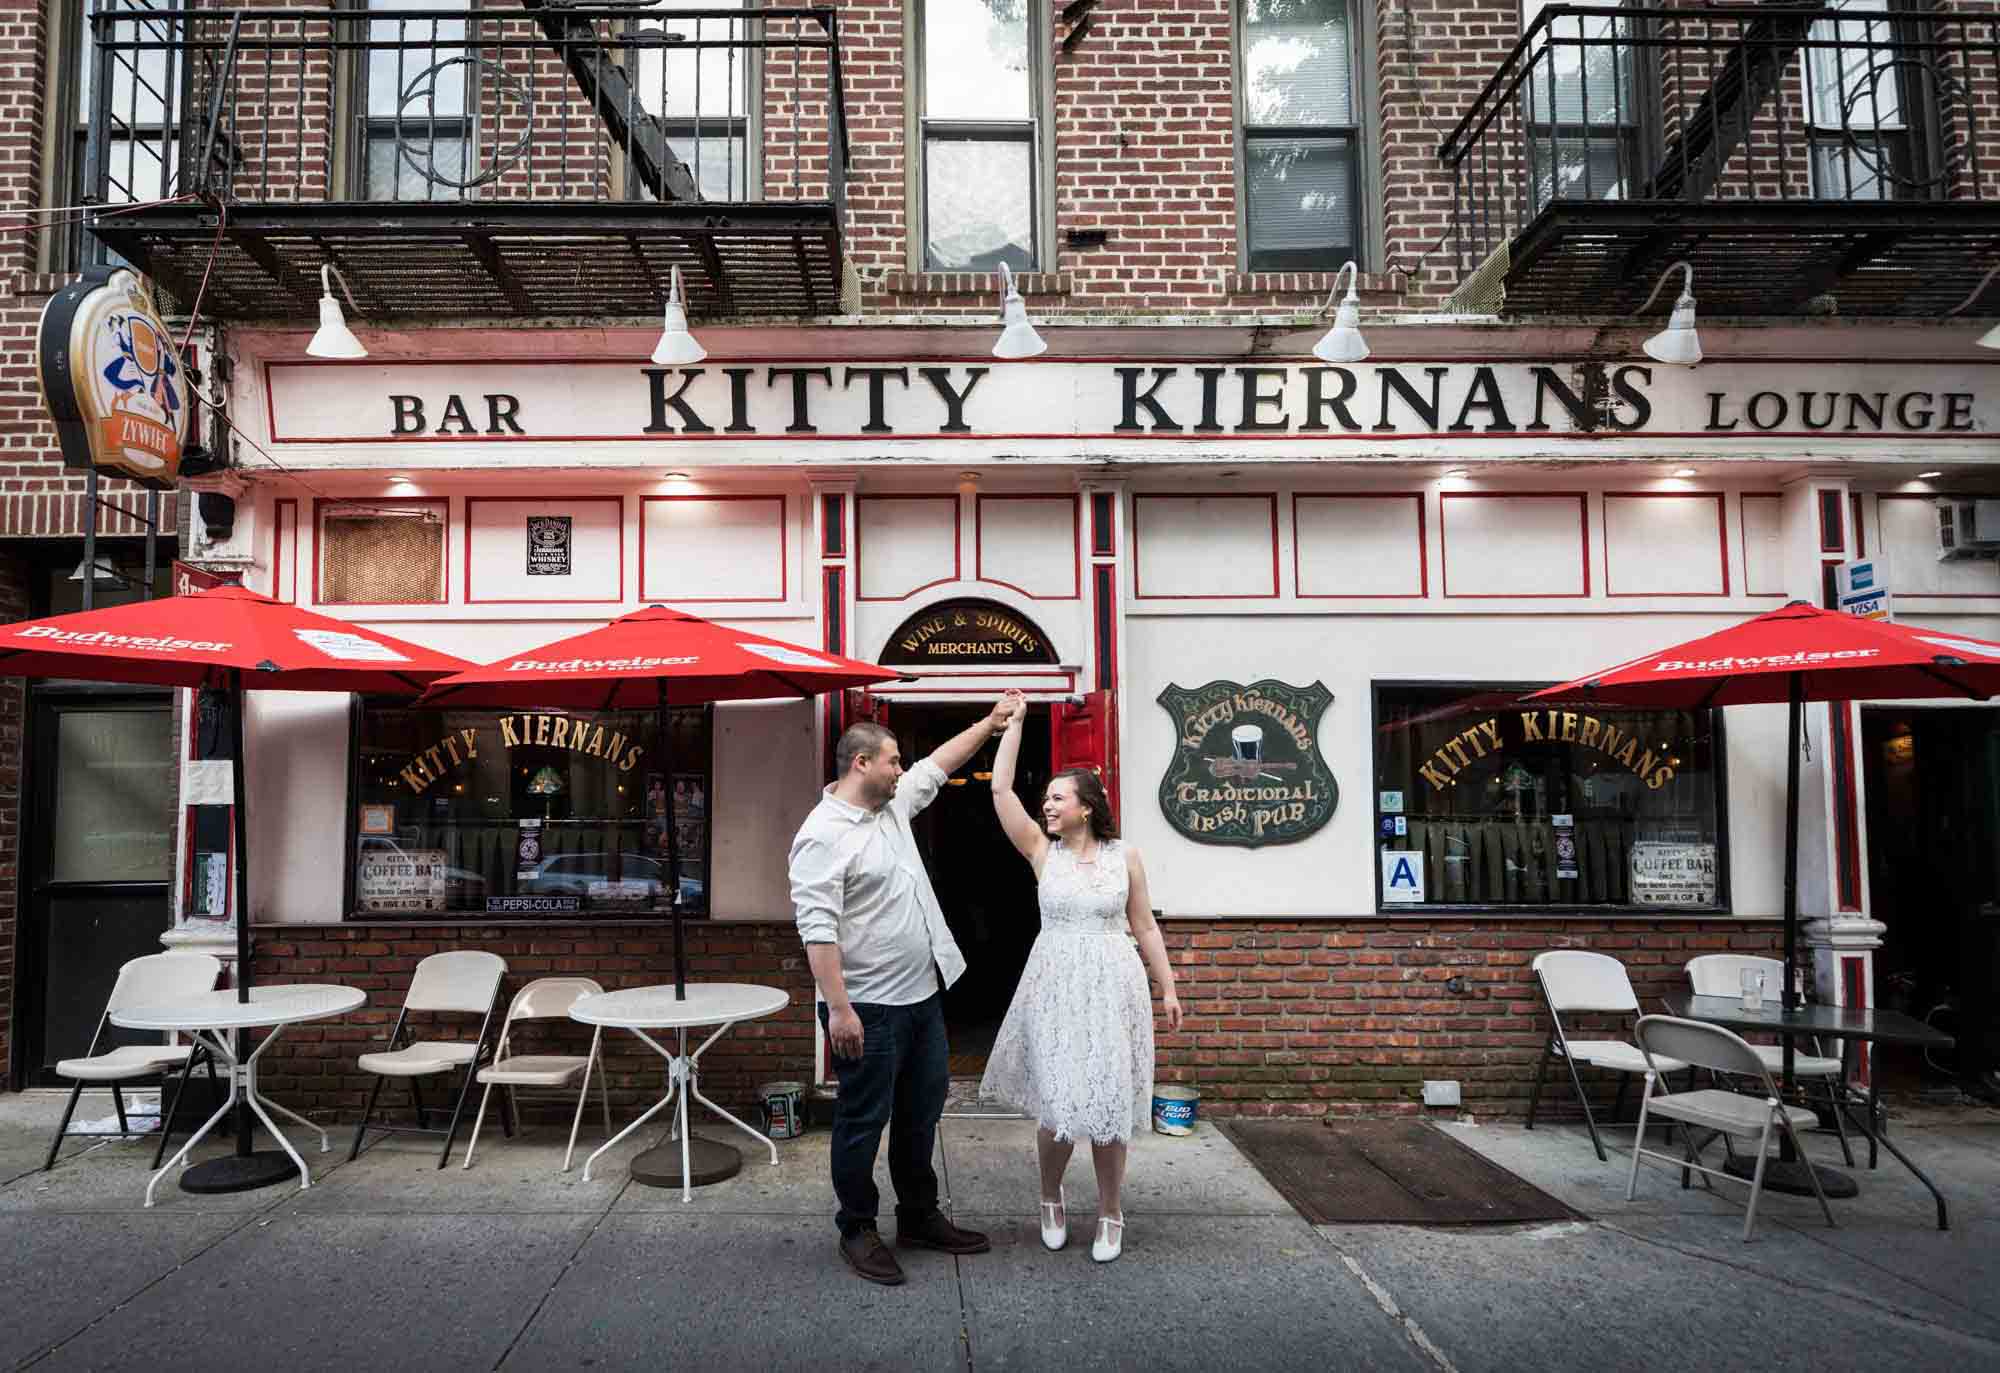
[570,983,789,1201]
[111,983,366,1207]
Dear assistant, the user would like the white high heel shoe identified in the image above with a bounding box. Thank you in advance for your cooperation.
[1039,1190,1068,1251]
[1092,1214,1124,1263]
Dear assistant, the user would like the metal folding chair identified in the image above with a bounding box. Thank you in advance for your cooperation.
[349,951,507,1168]
[45,953,223,1171]
[1628,1014,1836,1242]
[460,977,615,1173]
[1684,954,1853,1166]
[1526,950,1689,1161]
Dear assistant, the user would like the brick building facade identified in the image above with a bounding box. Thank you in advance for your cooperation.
[6,0,1999,1137]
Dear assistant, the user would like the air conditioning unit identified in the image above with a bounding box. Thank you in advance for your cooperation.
[1936,499,2000,561]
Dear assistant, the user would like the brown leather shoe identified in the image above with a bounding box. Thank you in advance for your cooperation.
[840,1229,906,1286]
[897,1209,991,1255]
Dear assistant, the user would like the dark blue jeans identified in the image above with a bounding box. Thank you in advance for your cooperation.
[818,992,948,1239]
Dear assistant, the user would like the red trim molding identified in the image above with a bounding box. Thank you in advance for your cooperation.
[1439,492,1590,599]
[1131,493,1281,600]
[462,496,625,605]
[1292,493,1428,599]
[974,493,1081,600]
[855,494,963,602]
[638,494,788,604]
[1602,492,1730,598]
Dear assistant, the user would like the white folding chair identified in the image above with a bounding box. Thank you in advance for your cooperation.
[1526,950,1689,1161]
[460,977,614,1173]
[350,951,507,1168]
[1685,954,1853,1166]
[1628,1014,1836,1242]
[45,953,224,1171]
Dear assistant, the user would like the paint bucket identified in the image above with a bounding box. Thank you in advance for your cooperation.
[1152,1085,1199,1136]
[759,1080,806,1139]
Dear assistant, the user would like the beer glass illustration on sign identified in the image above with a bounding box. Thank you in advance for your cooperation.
[1231,724,1262,762]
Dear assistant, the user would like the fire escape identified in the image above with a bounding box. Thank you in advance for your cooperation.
[1437,4,2000,318]
[81,4,850,321]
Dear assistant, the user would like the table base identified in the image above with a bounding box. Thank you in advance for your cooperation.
[631,1136,742,1189]
[181,1151,300,1194]
[147,1024,328,1208]
[1722,1156,1859,1199]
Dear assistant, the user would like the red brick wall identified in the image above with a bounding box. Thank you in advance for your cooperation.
[249,915,1779,1124]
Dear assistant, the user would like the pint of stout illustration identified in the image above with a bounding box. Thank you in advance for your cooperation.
[1230,723,1263,763]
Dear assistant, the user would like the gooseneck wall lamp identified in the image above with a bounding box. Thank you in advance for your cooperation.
[651,265,708,365]
[1311,261,1369,364]
[1635,260,1702,366]
[306,265,367,359]
[992,263,1048,359]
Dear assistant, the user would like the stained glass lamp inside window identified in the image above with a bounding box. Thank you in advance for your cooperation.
[527,765,566,796]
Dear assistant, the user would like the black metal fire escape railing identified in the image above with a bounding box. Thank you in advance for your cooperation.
[80,4,852,320]
[1435,4,2000,318]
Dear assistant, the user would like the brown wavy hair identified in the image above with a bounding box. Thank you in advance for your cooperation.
[1049,767,1119,841]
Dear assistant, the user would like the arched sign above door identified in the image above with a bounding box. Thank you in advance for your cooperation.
[878,599,1058,667]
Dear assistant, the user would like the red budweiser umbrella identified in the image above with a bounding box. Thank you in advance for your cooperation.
[422,604,903,997]
[1527,601,2000,1108]
[0,585,471,1190]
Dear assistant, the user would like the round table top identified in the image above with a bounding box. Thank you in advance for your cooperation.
[110,983,367,1032]
[570,983,789,1029]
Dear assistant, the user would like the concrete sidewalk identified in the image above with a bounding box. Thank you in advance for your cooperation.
[1,1090,1995,1372]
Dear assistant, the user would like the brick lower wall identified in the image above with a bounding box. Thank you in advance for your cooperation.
[249,915,1780,1127]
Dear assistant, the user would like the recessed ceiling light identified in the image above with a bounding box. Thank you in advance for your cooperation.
[1917,470,1944,479]
[1442,468,1470,480]
[661,471,690,481]
[1672,467,1698,478]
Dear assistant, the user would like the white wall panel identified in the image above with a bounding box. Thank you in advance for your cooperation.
[466,497,623,603]
[1740,494,1785,596]
[1133,494,1278,598]
[978,495,1078,598]
[711,700,817,919]
[1294,495,1426,598]
[1876,495,2000,598]
[1440,493,1587,597]
[1603,494,1727,596]
[858,495,960,600]
[641,495,787,602]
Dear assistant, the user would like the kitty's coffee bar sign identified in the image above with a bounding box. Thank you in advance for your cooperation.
[264,358,1994,448]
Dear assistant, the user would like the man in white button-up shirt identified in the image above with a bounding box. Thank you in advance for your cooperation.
[791,693,1020,1286]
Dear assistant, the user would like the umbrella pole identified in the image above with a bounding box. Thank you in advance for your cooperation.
[660,680,684,1000]
[230,677,256,1156]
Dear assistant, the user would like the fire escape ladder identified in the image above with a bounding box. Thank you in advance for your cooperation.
[1637,4,1817,203]
[523,0,701,203]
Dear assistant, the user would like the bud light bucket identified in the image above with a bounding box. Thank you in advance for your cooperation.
[1152,1085,1199,1136]
[759,1080,805,1139]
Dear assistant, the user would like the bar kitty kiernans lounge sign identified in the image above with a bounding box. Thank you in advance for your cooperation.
[1157,679,1336,848]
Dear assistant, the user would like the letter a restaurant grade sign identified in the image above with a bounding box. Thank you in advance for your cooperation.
[1156,679,1337,848]
[35,266,191,488]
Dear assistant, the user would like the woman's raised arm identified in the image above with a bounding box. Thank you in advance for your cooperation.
[990,692,1048,865]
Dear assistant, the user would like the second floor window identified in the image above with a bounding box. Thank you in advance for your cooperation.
[1240,0,1360,272]
[359,0,473,201]
[917,0,1039,271]
[630,0,754,201]
[48,2,182,270]
[1805,0,1919,201]
[1522,0,1642,208]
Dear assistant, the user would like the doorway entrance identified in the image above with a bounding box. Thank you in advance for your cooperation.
[1861,705,2000,1100]
[892,701,1052,1073]
[17,688,177,1087]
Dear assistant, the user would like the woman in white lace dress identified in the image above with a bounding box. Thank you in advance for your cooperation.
[978,693,1182,1262]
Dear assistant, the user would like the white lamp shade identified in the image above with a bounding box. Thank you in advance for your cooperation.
[306,293,367,359]
[1642,292,1702,366]
[1977,321,2000,351]
[651,299,707,365]
[993,288,1047,359]
[1311,297,1369,364]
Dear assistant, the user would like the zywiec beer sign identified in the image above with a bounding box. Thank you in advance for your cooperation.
[395,712,646,794]
[879,600,1056,666]
[36,267,191,488]
[1157,679,1336,847]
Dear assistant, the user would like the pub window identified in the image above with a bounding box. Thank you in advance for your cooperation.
[350,703,712,919]
[1238,0,1363,272]
[1521,0,1645,210]
[913,0,1043,271]
[1372,683,1726,911]
[317,502,446,605]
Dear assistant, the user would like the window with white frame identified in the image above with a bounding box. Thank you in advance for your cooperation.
[1521,0,1643,209]
[1239,0,1361,272]
[916,0,1040,272]
[1804,0,1916,201]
